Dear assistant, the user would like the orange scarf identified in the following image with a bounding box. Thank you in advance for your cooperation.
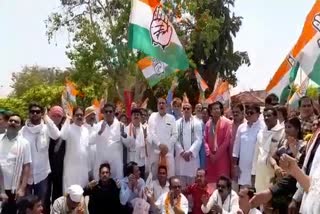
[164,192,181,214]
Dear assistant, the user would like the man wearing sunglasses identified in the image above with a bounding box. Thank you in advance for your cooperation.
[232,104,265,189]
[21,102,60,213]
[201,176,239,214]
[175,103,203,188]
[90,103,126,180]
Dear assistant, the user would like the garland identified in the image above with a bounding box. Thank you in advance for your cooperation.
[164,192,181,214]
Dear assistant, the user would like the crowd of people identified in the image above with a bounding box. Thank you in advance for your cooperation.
[0,93,320,214]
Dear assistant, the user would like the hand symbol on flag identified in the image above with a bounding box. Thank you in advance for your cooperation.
[150,6,173,49]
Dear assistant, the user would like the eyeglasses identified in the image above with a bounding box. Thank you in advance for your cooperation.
[8,119,20,124]
[245,111,254,116]
[30,110,42,114]
[183,107,191,110]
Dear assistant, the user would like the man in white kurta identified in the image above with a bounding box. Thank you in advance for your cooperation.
[60,108,89,193]
[148,98,178,178]
[83,106,98,179]
[251,108,285,193]
[175,102,202,187]
[122,108,149,179]
[232,105,265,187]
[90,103,124,180]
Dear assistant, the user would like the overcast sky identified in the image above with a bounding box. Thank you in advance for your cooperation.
[0,0,315,97]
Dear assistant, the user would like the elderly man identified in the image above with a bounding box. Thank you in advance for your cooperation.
[147,176,188,214]
[148,97,178,178]
[175,102,203,187]
[83,106,98,180]
[51,185,87,214]
[0,113,31,214]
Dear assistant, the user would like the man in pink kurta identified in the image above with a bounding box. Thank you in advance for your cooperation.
[204,101,232,193]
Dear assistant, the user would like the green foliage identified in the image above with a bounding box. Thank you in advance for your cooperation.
[0,98,27,118]
[45,0,249,107]
[306,85,319,100]
[10,66,69,97]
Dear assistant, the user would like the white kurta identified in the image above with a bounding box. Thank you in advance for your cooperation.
[90,119,123,179]
[83,123,98,173]
[175,117,202,177]
[251,123,285,192]
[201,189,240,214]
[232,120,265,185]
[148,113,178,178]
[61,120,89,193]
[123,123,149,167]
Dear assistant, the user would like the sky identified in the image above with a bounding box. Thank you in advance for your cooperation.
[0,0,316,97]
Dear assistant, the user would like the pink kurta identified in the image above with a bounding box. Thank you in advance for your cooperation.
[204,116,232,183]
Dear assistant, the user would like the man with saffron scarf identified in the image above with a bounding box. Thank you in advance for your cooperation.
[204,101,232,192]
[147,176,188,214]
[148,97,178,178]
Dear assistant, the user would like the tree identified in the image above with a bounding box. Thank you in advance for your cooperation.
[46,0,249,107]
[10,66,69,97]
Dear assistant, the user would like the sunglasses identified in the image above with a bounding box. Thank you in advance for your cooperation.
[74,113,83,117]
[8,119,20,124]
[30,110,42,114]
[171,185,181,189]
[245,111,255,116]
[183,107,191,110]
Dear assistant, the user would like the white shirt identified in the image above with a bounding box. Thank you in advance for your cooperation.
[148,113,178,177]
[21,115,60,184]
[201,189,240,214]
[0,134,32,190]
[175,117,202,177]
[232,120,265,185]
[148,180,170,201]
[155,192,188,214]
[123,123,149,167]
[90,118,123,179]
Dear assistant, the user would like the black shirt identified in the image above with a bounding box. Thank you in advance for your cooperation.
[84,179,121,214]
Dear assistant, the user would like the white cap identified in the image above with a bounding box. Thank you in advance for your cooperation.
[67,185,84,203]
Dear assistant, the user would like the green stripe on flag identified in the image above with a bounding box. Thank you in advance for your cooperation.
[308,55,320,85]
[289,62,300,83]
[147,66,176,87]
[128,24,189,71]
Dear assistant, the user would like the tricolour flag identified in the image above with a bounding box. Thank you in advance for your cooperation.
[129,0,189,70]
[61,80,79,116]
[194,70,209,92]
[205,80,230,105]
[266,1,320,103]
[288,77,309,108]
[137,56,178,87]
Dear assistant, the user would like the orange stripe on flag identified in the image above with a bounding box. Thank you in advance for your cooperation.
[291,0,320,57]
[137,57,153,70]
[266,59,291,91]
[266,0,320,92]
[138,0,160,8]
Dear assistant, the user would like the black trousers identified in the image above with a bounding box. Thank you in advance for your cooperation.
[1,191,16,214]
